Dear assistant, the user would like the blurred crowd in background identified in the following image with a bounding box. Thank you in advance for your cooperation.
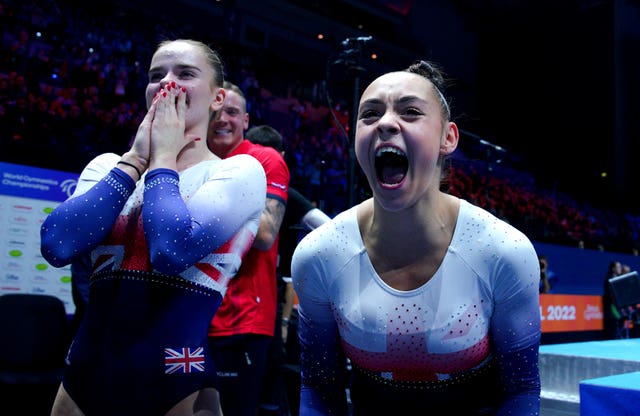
[2,0,639,255]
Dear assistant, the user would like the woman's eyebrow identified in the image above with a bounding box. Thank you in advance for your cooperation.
[396,95,424,104]
[148,64,200,75]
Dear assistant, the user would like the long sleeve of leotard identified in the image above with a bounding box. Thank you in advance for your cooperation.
[297,305,349,416]
[141,164,265,275]
[42,154,266,276]
[41,165,135,267]
[495,344,540,415]
[489,242,542,415]
[292,228,350,416]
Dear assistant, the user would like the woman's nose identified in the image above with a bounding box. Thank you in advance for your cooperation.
[377,112,399,134]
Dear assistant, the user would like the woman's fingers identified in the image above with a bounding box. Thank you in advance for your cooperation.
[155,82,183,132]
[150,82,188,159]
[176,85,187,120]
[128,93,156,162]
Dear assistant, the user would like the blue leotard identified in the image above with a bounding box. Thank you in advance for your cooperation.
[291,199,541,415]
[41,153,265,415]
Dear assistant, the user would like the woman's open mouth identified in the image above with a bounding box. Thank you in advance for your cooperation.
[375,146,408,186]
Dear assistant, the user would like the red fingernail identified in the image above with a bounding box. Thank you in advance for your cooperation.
[171,81,176,88]
[194,137,201,141]
[162,91,167,97]
[181,87,186,93]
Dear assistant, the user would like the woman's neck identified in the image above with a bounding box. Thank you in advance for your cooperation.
[176,139,218,171]
[362,193,459,251]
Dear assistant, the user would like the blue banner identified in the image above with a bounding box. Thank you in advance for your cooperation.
[0,161,79,202]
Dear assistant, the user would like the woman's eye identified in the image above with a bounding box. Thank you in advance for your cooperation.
[359,110,379,119]
[403,107,422,116]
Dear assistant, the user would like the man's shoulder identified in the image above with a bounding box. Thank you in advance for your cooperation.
[233,140,290,195]
[241,140,283,162]
[240,140,290,178]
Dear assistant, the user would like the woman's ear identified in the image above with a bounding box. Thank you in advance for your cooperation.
[440,121,459,155]
[211,87,226,112]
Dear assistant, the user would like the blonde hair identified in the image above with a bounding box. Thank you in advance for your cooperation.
[156,39,225,88]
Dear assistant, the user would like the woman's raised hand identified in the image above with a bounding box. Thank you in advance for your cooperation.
[119,91,155,177]
[148,81,195,169]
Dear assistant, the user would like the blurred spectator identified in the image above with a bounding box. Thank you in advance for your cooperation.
[603,260,623,339]
[539,255,552,294]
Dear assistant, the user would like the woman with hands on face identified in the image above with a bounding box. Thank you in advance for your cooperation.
[41,39,266,416]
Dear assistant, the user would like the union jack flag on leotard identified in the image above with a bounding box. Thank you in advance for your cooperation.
[164,347,206,374]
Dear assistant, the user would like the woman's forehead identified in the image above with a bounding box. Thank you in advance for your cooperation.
[362,71,432,100]
[151,42,204,67]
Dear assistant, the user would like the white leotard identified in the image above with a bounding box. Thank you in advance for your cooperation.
[292,199,541,415]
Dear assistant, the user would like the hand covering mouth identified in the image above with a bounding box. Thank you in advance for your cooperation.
[375,146,408,185]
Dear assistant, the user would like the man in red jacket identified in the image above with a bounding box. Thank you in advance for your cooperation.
[207,81,290,416]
